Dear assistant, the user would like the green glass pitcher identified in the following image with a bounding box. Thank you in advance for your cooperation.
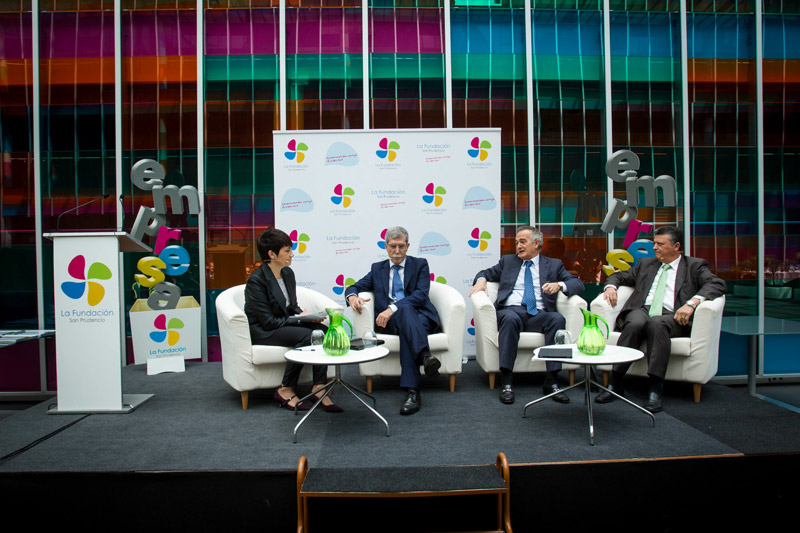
[577,308,610,355]
[322,308,353,356]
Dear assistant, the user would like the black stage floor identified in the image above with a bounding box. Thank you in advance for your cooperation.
[2,361,799,531]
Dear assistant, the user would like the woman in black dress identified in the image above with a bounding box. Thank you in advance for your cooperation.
[244,228,342,412]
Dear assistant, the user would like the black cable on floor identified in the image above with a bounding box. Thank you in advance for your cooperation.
[0,410,90,462]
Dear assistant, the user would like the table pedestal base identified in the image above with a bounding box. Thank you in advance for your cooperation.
[522,368,655,445]
[292,365,390,443]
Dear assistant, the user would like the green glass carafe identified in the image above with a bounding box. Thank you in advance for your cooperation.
[322,308,353,356]
[577,308,610,355]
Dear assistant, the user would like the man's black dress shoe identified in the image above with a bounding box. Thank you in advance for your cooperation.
[543,383,569,404]
[499,386,515,404]
[400,388,421,415]
[422,352,441,376]
[595,384,623,404]
[644,391,663,413]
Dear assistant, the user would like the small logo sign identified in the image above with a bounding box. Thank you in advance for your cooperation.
[332,274,356,295]
[285,139,308,163]
[289,230,310,254]
[468,228,492,251]
[331,184,355,208]
[423,183,446,206]
[377,228,388,249]
[376,138,400,162]
[468,137,491,161]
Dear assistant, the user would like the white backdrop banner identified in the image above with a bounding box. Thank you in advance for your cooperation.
[274,128,502,355]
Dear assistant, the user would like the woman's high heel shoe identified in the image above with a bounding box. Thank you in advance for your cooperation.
[273,390,310,411]
[309,386,344,413]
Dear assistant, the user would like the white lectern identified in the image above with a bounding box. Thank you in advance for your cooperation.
[44,232,154,414]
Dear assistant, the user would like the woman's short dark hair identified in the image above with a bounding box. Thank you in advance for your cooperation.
[257,228,292,262]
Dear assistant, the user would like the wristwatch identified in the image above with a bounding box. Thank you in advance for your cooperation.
[686,300,697,309]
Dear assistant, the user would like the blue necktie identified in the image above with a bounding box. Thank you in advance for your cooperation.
[522,260,538,315]
[391,264,405,301]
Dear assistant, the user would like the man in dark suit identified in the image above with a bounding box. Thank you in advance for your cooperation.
[596,225,726,412]
[469,225,585,404]
[345,226,441,415]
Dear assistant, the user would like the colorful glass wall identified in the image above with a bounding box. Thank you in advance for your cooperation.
[0,0,36,328]
[1,2,799,381]
[530,2,607,279]
[121,1,200,335]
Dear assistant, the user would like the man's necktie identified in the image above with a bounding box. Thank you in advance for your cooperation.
[649,263,671,317]
[391,264,405,301]
[522,260,538,315]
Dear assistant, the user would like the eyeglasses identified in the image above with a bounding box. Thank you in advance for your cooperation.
[386,243,407,250]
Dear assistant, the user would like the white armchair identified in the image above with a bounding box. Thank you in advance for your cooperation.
[350,281,466,393]
[589,285,726,402]
[215,284,336,410]
[470,282,588,389]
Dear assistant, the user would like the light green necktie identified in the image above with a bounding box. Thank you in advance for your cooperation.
[649,263,671,317]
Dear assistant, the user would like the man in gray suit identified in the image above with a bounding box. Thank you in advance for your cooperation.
[596,225,726,412]
[469,226,584,404]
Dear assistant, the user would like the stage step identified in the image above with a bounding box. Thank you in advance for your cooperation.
[296,453,512,533]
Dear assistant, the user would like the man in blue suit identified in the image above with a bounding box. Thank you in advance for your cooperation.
[345,227,441,415]
[469,226,584,404]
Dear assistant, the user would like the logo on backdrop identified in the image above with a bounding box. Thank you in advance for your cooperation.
[468,227,492,252]
[377,228,388,249]
[61,255,112,307]
[468,137,492,161]
[289,230,310,254]
[430,273,447,284]
[332,274,356,296]
[423,183,447,207]
[330,184,355,208]
[150,314,184,346]
[467,318,475,336]
[285,139,308,163]
[376,138,400,162]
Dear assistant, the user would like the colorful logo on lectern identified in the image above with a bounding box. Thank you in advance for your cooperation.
[60,255,112,307]
[376,138,400,162]
[377,228,388,249]
[468,228,492,251]
[285,139,308,163]
[423,183,447,206]
[468,137,492,161]
[150,314,184,346]
[289,230,310,254]
[332,274,356,296]
[331,184,354,208]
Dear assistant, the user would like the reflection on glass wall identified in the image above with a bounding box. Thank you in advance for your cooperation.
[531,5,606,283]
[688,7,757,318]
[761,3,799,320]
[452,0,528,253]
[1,2,800,334]
[610,5,683,250]
[371,0,445,128]
[122,1,200,337]
[1,1,36,328]
[205,2,278,294]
